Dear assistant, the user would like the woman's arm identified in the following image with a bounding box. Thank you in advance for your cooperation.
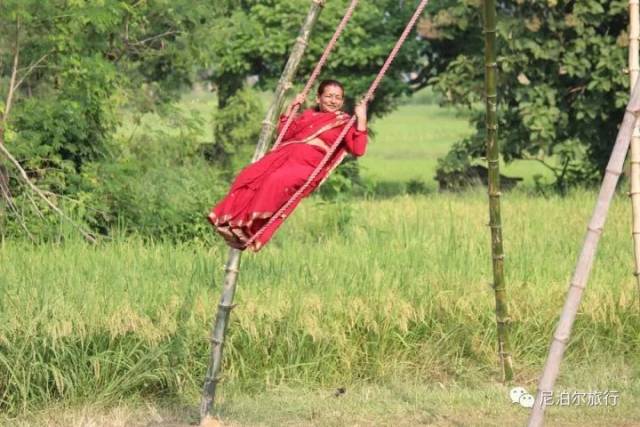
[277,94,306,138]
[344,100,368,157]
[354,99,367,131]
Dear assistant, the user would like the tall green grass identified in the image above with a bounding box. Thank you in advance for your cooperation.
[1,190,638,417]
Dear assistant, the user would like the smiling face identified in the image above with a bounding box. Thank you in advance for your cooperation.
[316,84,344,113]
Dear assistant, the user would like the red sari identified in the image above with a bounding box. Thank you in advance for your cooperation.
[208,108,368,251]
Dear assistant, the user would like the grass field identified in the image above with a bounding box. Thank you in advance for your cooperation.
[1,191,640,425]
[2,92,639,426]
[361,101,554,190]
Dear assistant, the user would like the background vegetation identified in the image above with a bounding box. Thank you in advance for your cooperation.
[1,1,640,425]
[1,0,635,241]
[1,192,639,424]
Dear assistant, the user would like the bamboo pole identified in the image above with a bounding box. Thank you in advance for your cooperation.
[527,76,640,427]
[199,1,325,424]
[482,0,514,382]
[629,0,640,302]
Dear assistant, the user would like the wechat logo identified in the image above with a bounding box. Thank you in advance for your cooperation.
[510,386,535,408]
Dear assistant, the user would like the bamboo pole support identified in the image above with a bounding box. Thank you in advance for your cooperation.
[199,1,325,424]
[482,0,514,382]
[629,0,640,302]
[527,74,640,427]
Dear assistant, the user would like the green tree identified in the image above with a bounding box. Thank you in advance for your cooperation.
[420,0,629,190]
[0,0,225,237]
[208,0,430,186]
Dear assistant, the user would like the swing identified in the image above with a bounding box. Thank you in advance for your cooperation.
[201,2,431,422]
[230,0,428,249]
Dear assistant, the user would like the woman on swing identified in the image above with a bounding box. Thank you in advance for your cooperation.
[208,79,369,251]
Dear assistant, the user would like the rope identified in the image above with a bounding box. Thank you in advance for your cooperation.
[244,0,430,249]
[271,0,359,151]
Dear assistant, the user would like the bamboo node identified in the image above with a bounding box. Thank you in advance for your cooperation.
[570,281,586,290]
[626,107,640,117]
[296,36,309,47]
[261,120,275,127]
[552,335,570,344]
[605,168,622,177]
[488,192,502,197]
[633,271,640,277]
[218,303,237,310]
[493,254,505,260]
[587,225,603,235]
[486,124,498,130]
[224,266,240,274]
[487,159,500,164]
[211,338,223,345]
[312,0,326,6]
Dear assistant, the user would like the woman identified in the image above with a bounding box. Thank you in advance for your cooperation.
[208,79,369,251]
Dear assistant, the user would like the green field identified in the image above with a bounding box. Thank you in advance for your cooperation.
[2,191,640,425]
[2,96,639,426]
[362,101,554,190]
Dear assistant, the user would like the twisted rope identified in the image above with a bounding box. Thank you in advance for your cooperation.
[244,0,430,249]
[271,0,360,151]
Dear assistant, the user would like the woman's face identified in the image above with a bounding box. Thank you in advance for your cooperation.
[316,85,344,113]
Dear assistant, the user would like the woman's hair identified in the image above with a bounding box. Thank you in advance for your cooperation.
[317,79,344,97]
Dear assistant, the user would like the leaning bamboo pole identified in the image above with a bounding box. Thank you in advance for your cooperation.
[199,1,325,424]
[527,71,640,427]
[629,0,640,301]
[482,0,514,382]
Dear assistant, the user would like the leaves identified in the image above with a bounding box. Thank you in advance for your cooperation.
[428,0,628,188]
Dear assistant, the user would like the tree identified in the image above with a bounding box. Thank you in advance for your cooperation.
[0,0,224,237]
[207,0,429,185]
[419,0,628,190]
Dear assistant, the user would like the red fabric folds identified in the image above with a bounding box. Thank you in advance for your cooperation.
[208,108,368,251]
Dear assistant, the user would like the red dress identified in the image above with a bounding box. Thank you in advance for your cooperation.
[208,108,368,251]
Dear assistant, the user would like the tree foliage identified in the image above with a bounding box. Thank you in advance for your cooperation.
[0,0,231,239]
[208,0,429,190]
[210,0,425,114]
[3,0,633,240]
[421,0,629,189]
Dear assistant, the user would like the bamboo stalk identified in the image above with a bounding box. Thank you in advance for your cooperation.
[253,0,327,161]
[527,74,640,427]
[482,0,514,382]
[199,1,325,424]
[629,0,640,303]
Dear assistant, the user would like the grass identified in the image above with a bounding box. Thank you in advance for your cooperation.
[8,380,640,426]
[1,191,639,425]
[1,89,636,425]
[362,102,554,190]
